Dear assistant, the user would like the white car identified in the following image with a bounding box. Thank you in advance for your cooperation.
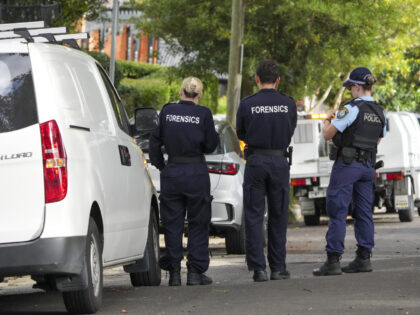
[137,119,267,254]
[0,22,160,314]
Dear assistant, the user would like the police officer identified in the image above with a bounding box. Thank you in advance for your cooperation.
[313,67,386,276]
[149,77,219,286]
[236,60,297,282]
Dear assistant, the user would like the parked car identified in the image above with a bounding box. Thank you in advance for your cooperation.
[136,117,267,254]
[0,22,160,314]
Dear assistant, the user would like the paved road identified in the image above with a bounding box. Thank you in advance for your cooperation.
[1,212,420,315]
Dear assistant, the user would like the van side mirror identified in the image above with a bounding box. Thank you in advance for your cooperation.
[134,107,158,135]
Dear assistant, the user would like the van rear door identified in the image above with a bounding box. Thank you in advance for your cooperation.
[0,50,45,244]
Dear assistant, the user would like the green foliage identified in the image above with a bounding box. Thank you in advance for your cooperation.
[52,0,107,31]
[373,46,420,111]
[117,60,163,79]
[135,0,417,110]
[118,77,170,116]
[115,60,219,116]
[85,51,123,87]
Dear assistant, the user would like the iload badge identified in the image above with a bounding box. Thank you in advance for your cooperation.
[337,108,349,119]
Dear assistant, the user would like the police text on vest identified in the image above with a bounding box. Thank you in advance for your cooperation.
[364,113,381,123]
[251,105,288,114]
[166,114,200,124]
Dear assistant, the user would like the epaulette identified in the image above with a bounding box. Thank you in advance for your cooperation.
[241,92,258,102]
[161,102,177,110]
[278,92,295,102]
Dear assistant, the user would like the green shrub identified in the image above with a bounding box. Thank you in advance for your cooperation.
[85,51,123,87]
[118,78,171,116]
[117,60,163,79]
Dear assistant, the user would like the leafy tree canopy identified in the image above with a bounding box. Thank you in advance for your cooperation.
[132,0,419,110]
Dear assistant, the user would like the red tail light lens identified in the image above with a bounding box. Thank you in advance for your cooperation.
[291,178,310,186]
[208,162,239,175]
[386,172,403,180]
[40,120,68,203]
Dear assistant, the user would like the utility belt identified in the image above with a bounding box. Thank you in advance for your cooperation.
[168,155,205,164]
[329,145,375,166]
[244,146,294,166]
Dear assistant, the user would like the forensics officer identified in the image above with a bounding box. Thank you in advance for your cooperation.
[236,59,297,282]
[149,77,219,285]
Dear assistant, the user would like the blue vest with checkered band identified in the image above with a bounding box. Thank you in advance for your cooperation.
[332,99,385,152]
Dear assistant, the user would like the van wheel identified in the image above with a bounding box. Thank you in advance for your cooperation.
[304,214,320,226]
[130,209,161,286]
[398,195,414,222]
[63,218,103,314]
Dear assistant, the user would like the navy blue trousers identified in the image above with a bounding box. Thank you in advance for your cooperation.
[243,154,290,272]
[159,163,212,273]
[326,157,376,254]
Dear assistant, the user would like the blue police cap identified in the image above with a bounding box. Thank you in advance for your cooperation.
[342,67,372,87]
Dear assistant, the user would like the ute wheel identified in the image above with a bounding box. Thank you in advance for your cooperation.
[63,218,103,314]
[398,195,414,222]
[130,208,161,286]
[304,214,320,226]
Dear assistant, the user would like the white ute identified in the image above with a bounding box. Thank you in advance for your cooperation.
[290,114,333,225]
[0,22,160,314]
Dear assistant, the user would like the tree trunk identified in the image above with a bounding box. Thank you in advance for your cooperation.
[309,73,342,112]
[333,72,350,109]
[226,0,245,127]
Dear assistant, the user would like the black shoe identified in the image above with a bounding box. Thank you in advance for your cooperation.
[270,270,290,280]
[169,267,181,286]
[342,247,372,273]
[187,271,213,286]
[313,253,342,276]
[253,270,268,282]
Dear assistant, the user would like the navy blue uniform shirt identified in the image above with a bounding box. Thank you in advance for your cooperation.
[236,89,297,150]
[149,100,219,170]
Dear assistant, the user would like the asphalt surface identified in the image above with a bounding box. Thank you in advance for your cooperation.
[1,212,420,315]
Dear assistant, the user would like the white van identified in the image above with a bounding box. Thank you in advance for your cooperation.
[0,22,160,314]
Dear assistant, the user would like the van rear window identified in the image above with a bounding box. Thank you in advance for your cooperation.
[0,53,37,133]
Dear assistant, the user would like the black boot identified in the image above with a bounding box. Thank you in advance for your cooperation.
[313,253,342,276]
[253,270,268,282]
[342,247,372,273]
[187,268,213,286]
[169,265,181,286]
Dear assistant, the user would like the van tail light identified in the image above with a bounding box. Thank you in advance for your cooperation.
[291,178,311,186]
[386,172,403,180]
[208,162,239,175]
[40,120,68,203]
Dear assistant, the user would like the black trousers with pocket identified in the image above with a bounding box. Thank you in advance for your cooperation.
[243,154,290,272]
[159,163,212,273]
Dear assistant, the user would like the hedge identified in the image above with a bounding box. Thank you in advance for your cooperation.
[84,52,218,115]
[117,60,163,79]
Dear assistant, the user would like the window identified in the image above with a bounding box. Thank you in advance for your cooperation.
[294,123,313,144]
[96,64,131,135]
[0,54,37,133]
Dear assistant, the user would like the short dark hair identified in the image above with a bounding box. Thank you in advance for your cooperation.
[256,59,279,84]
